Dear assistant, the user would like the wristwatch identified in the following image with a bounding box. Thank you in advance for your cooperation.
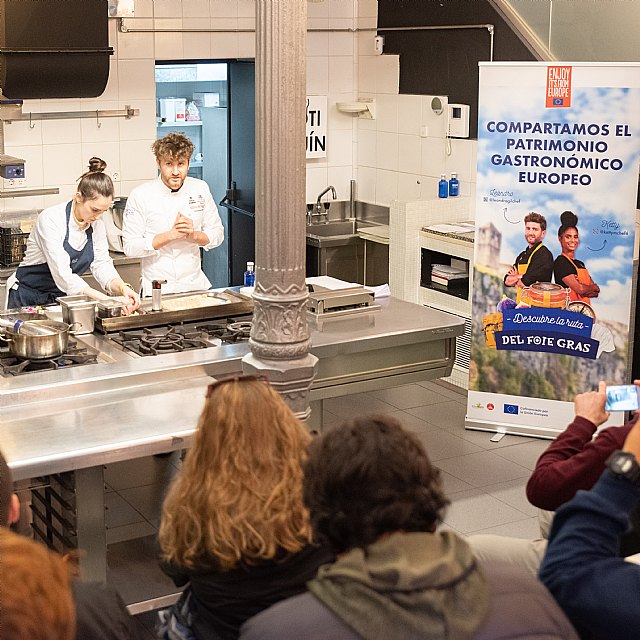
[605,451,640,486]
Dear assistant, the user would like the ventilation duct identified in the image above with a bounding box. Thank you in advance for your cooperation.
[0,0,113,99]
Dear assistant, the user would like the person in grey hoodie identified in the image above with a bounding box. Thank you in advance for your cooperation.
[240,415,579,640]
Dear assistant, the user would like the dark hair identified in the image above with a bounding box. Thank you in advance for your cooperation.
[76,157,114,200]
[303,415,449,554]
[524,211,547,231]
[0,449,13,526]
[152,132,194,161]
[558,210,579,238]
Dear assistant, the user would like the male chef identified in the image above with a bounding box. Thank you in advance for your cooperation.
[122,132,224,297]
[504,211,553,302]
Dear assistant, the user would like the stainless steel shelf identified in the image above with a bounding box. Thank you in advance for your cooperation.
[4,106,139,124]
[0,187,59,198]
[157,121,202,127]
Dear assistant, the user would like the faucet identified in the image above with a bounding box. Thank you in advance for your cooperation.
[311,185,337,223]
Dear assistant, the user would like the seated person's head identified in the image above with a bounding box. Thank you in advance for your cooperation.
[0,449,20,527]
[303,415,449,554]
[159,375,313,570]
[0,528,76,640]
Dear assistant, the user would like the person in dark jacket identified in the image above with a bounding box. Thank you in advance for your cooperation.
[157,376,333,640]
[469,381,640,574]
[0,449,142,640]
[240,415,578,640]
[540,415,640,640]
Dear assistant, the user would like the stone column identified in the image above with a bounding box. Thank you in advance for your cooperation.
[244,0,318,420]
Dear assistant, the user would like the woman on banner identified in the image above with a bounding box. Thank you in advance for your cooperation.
[553,210,600,303]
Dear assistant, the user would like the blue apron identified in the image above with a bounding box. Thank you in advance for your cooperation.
[9,201,94,307]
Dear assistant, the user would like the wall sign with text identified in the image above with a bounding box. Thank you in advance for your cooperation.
[306,96,327,159]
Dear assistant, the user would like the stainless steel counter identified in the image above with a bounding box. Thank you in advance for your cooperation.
[2,297,462,478]
[0,297,462,582]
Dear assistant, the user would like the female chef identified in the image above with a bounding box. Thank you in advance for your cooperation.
[8,158,140,314]
[553,210,600,303]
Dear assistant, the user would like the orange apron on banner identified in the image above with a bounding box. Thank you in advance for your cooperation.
[516,243,543,304]
[563,255,591,303]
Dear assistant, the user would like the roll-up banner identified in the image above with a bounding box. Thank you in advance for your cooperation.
[467,62,640,438]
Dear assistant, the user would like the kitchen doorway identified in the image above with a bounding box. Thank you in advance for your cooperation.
[155,60,255,288]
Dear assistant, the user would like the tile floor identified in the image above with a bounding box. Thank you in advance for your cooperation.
[106,379,550,638]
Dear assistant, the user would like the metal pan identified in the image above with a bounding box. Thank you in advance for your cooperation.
[0,319,74,359]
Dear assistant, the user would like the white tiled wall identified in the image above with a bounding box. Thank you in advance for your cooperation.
[353,63,478,207]
[1,0,477,219]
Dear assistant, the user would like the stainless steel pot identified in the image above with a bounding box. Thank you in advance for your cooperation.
[0,319,73,359]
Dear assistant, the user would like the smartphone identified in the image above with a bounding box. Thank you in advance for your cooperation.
[605,385,640,412]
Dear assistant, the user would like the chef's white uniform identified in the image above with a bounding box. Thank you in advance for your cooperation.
[16,200,119,295]
[122,177,224,296]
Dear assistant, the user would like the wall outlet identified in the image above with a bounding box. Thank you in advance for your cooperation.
[112,172,120,181]
[420,125,428,137]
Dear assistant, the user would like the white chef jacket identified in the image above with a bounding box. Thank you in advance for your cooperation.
[17,201,120,295]
[122,177,224,296]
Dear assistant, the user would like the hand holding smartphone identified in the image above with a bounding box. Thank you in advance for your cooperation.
[605,384,640,412]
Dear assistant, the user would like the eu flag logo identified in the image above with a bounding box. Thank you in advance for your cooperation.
[553,98,564,106]
[504,404,519,415]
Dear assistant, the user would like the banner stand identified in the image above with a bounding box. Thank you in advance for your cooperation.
[466,62,640,439]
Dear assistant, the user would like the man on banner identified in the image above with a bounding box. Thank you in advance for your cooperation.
[504,212,554,304]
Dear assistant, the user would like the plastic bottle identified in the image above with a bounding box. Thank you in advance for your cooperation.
[243,261,255,287]
[438,174,448,198]
[0,316,58,336]
[449,172,459,197]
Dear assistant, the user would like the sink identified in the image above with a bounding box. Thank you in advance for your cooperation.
[306,220,358,237]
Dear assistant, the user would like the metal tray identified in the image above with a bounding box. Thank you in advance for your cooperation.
[94,290,253,333]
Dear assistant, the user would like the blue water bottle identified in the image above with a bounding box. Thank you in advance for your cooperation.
[243,261,255,287]
[449,172,459,197]
[438,174,448,198]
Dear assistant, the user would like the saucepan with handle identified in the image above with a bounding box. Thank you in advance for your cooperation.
[0,318,80,359]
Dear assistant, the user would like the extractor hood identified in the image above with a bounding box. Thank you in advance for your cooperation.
[0,0,113,99]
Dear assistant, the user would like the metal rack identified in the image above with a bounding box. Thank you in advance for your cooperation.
[2,105,139,125]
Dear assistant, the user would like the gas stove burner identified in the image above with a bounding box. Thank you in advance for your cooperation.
[227,321,252,339]
[196,319,252,344]
[113,325,211,356]
[0,346,98,376]
[137,327,209,355]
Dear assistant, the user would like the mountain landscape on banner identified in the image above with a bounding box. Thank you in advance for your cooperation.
[469,270,628,401]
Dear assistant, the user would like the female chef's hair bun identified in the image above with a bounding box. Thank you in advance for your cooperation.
[86,157,107,173]
[558,210,579,237]
[77,156,114,201]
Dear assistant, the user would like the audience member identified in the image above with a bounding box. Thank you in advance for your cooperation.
[0,449,142,640]
[0,448,20,527]
[158,375,333,640]
[240,415,579,640]
[468,381,640,574]
[0,527,76,640]
[539,412,640,640]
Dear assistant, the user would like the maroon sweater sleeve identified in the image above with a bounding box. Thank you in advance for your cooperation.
[526,416,632,511]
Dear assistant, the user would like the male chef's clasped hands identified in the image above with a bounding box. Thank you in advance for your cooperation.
[172,212,195,239]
